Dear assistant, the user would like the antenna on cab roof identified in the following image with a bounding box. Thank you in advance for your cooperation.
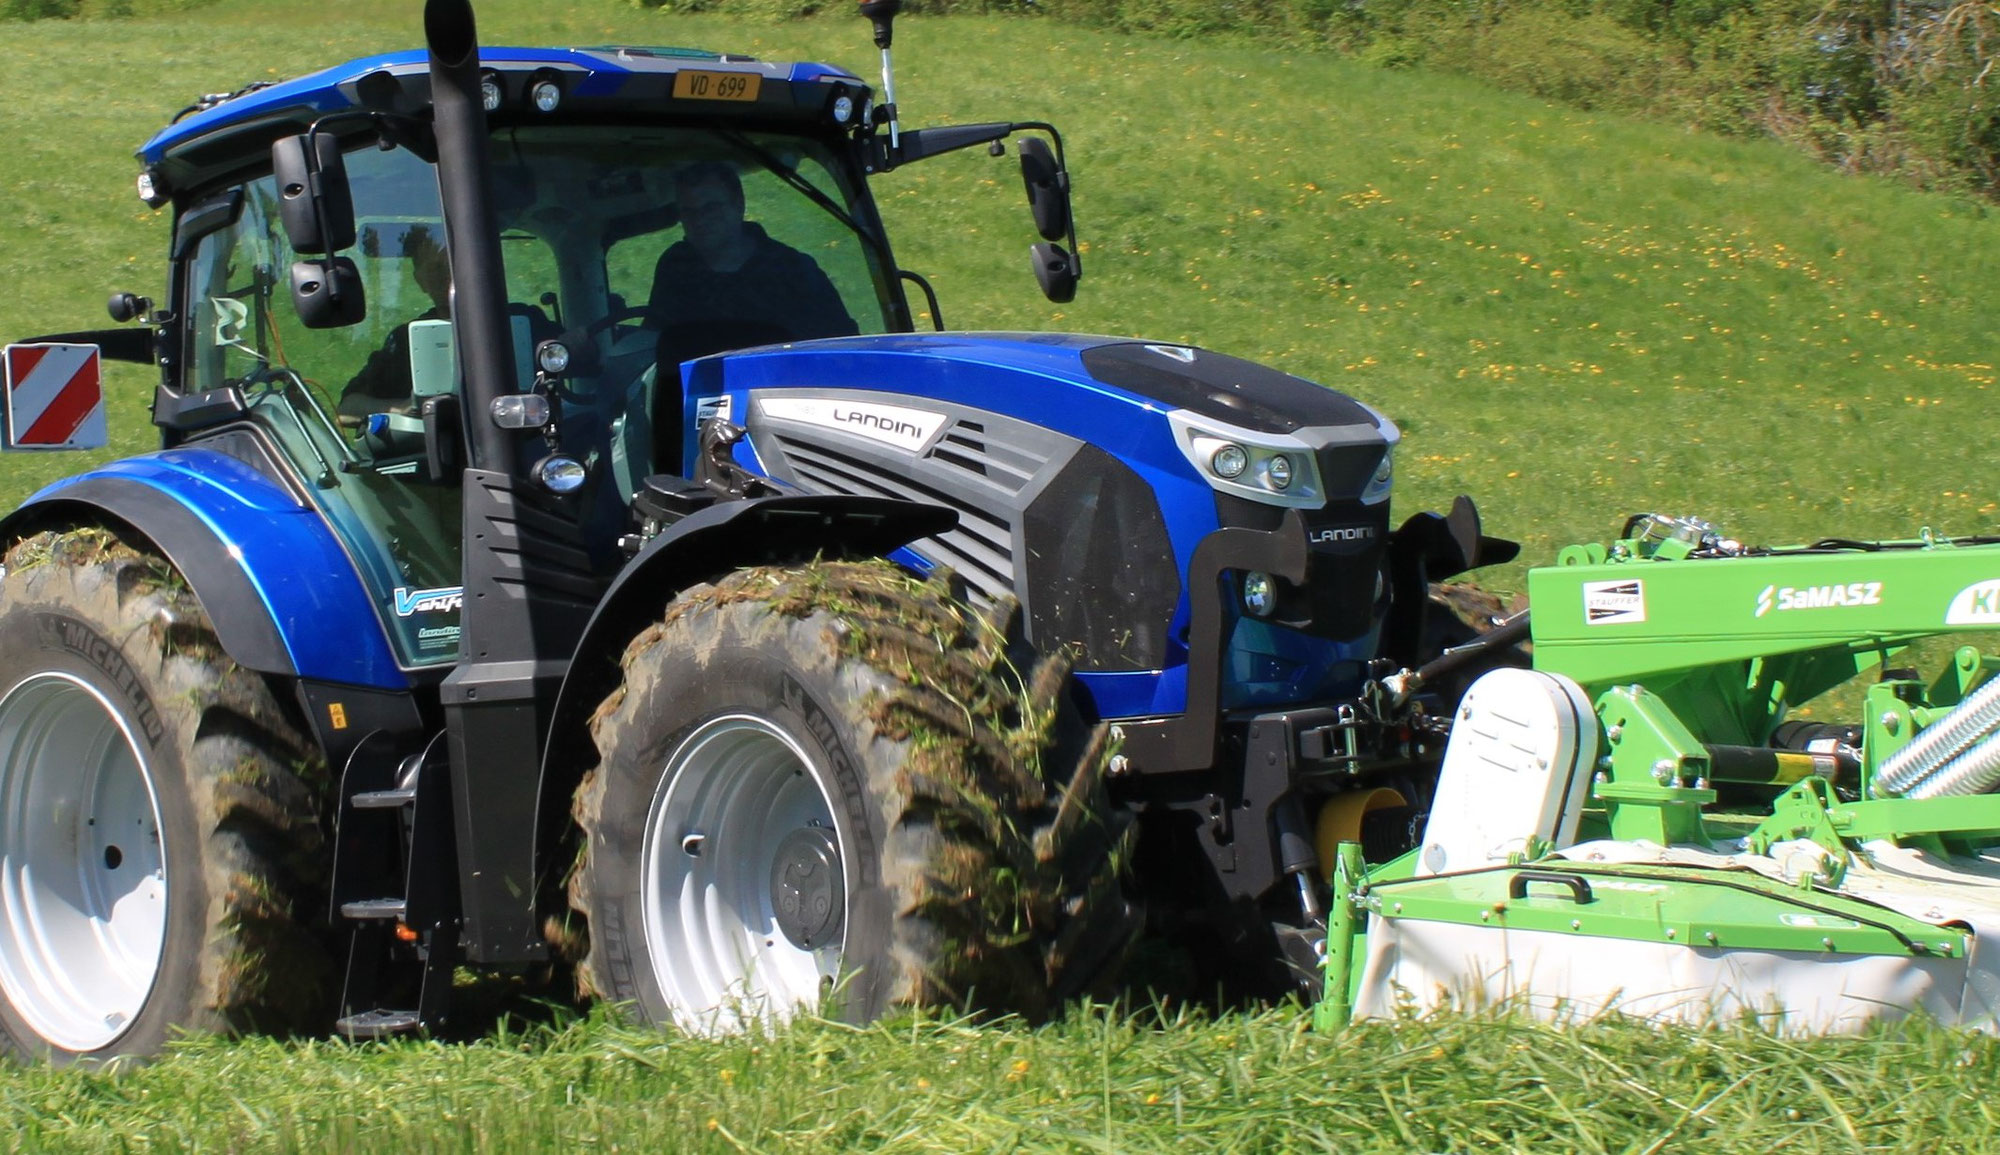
[857,0,902,152]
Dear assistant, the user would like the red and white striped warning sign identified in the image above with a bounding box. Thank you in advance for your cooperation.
[3,343,107,451]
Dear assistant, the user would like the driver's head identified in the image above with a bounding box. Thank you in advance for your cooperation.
[673,163,750,270]
[404,226,452,309]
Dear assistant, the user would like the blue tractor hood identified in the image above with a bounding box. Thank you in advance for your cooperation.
[681,332,1400,721]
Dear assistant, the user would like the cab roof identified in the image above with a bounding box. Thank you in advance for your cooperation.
[140,46,867,195]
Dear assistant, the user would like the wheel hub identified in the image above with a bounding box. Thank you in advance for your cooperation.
[770,825,843,950]
[0,673,166,1053]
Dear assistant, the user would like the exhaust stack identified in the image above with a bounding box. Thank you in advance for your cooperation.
[425,0,518,475]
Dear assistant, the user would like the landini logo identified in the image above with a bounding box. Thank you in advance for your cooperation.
[758,396,947,454]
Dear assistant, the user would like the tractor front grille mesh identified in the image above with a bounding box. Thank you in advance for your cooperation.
[770,430,1019,603]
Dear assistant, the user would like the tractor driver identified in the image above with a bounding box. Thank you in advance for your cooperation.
[339,225,452,421]
[645,162,858,367]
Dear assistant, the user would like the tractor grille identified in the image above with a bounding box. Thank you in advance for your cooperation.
[768,424,1023,603]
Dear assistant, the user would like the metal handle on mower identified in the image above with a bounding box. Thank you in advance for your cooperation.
[1507,871,1595,905]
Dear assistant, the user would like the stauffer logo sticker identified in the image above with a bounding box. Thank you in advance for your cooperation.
[1755,581,1883,618]
[1583,580,1646,625]
[1946,580,2000,625]
[394,586,463,617]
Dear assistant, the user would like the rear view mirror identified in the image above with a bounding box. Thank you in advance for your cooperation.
[272,134,356,255]
[1018,137,1069,242]
[1031,242,1077,304]
[290,258,367,328]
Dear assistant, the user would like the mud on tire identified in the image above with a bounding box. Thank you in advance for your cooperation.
[569,560,1135,1032]
[0,529,334,1063]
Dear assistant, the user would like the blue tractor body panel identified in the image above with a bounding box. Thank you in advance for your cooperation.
[680,332,1399,721]
[11,448,406,689]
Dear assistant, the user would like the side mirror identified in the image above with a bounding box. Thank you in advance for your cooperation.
[271,134,356,255]
[1018,137,1069,243]
[290,258,367,328]
[1031,242,1078,304]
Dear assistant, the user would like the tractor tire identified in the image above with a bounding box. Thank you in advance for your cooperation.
[0,529,334,1063]
[569,561,1134,1034]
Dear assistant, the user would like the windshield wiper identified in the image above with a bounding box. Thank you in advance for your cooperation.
[715,130,896,270]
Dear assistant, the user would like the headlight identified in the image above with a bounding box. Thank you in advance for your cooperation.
[535,454,588,493]
[535,339,572,376]
[529,71,564,113]
[1242,572,1277,617]
[1361,445,1392,505]
[1169,410,1327,509]
[480,70,504,112]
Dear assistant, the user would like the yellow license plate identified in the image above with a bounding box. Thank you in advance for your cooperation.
[672,70,761,102]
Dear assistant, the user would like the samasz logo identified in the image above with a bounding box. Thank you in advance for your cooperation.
[394,585,463,617]
[1754,581,1883,618]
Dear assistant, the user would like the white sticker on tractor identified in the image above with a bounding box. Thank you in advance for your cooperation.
[1583,580,1646,625]
[1946,581,2000,625]
[1755,582,1883,618]
[694,394,733,425]
[756,397,946,454]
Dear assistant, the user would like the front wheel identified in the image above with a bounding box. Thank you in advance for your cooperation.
[570,561,1134,1034]
[0,529,333,1063]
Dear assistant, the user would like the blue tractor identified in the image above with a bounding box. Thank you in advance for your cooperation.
[0,0,1514,1059]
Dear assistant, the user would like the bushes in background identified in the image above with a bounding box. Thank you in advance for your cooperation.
[633,0,2000,199]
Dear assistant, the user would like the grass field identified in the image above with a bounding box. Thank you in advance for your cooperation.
[6,0,2000,587]
[9,1003,2000,1152]
[7,0,2000,1148]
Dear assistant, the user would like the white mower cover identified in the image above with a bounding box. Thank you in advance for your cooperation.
[1353,668,2000,1033]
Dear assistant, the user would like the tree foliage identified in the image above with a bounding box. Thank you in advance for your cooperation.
[628,0,2000,197]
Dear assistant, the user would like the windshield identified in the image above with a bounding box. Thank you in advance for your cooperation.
[177,124,894,668]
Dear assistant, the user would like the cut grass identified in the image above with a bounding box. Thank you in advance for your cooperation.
[6,1002,2000,1152]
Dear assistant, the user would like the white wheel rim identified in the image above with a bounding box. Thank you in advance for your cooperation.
[0,673,168,1053]
[642,714,845,1034]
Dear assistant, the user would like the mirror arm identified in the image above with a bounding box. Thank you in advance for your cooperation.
[874,121,1013,171]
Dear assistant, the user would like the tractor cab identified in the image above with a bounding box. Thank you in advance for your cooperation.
[158,92,899,665]
[134,40,1049,670]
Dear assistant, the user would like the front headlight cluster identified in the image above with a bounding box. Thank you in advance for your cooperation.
[1168,410,1325,508]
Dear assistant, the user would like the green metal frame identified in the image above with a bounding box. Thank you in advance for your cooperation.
[1320,521,2000,1027]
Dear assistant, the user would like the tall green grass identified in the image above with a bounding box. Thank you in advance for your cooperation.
[8,1003,2000,1152]
[5,0,2000,1141]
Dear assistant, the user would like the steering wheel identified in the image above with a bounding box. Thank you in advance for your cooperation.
[580,304,654,342]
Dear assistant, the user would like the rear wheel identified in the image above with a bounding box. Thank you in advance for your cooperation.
[570,561,1134,1033]
[0,529,333,1063]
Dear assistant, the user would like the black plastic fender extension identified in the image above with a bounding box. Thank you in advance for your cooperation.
[515,492,956,956]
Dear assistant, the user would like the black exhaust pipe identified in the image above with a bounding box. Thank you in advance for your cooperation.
[426,0,588,968]
[426,0,516,475]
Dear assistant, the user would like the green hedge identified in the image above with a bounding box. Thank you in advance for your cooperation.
[2,0,217,17]
[632,0,2000,199]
